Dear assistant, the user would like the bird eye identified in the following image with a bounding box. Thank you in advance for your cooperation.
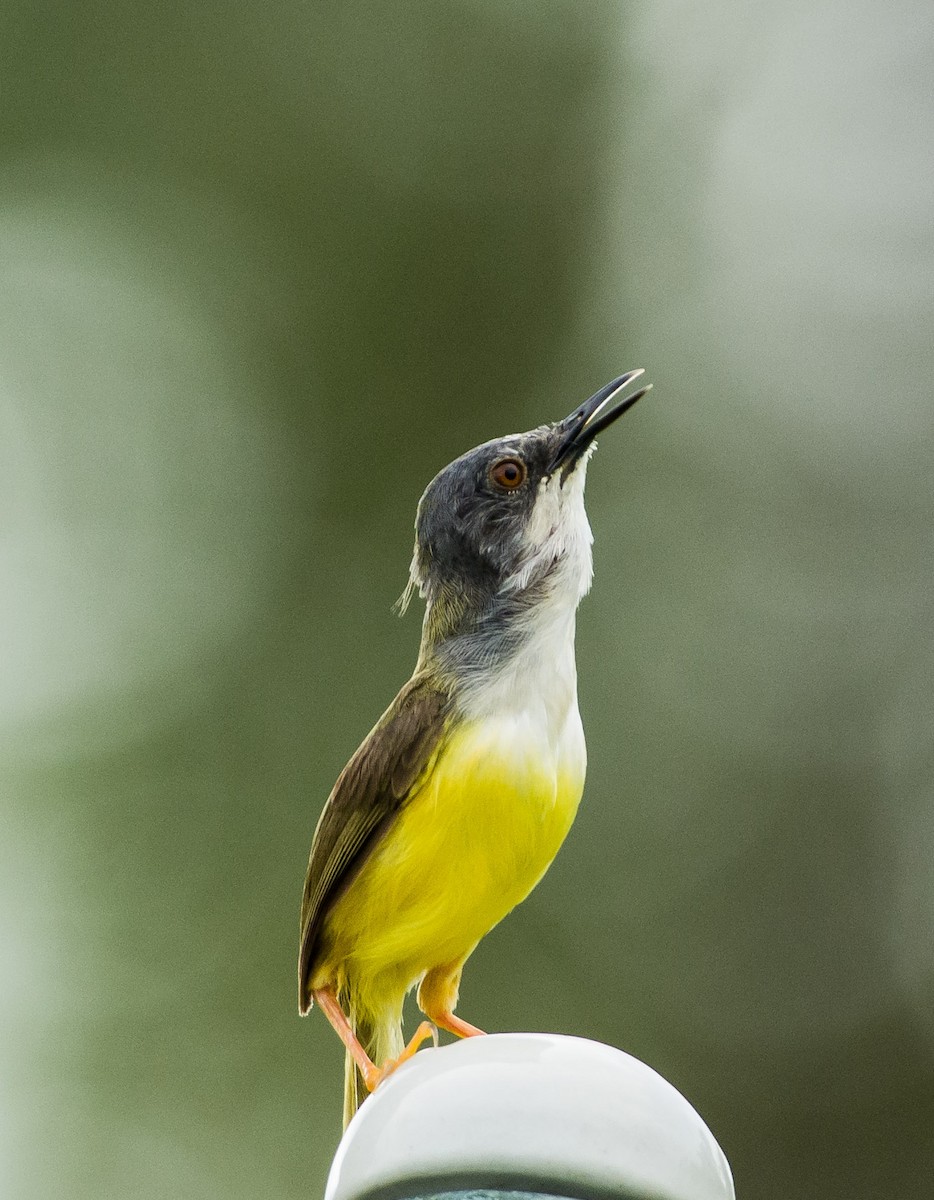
[489,457,527,491]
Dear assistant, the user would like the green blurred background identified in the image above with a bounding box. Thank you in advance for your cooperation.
[2,2,932,1197]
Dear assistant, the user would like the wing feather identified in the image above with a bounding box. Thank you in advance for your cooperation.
[298,673,451,1012]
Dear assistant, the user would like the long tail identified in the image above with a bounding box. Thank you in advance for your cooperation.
[343,1001,404,1129]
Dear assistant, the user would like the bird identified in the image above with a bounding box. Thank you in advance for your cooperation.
[298,370,649,1126]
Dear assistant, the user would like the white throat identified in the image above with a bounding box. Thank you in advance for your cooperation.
[460,463,594,745]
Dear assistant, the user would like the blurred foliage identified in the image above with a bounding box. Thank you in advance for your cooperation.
[1,2,933,1198]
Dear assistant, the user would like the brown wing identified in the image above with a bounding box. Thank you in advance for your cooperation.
[298,672,451,1013]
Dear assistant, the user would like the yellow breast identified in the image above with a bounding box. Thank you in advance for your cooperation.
[318,702,586,996]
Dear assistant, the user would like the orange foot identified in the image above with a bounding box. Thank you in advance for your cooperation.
[369,1020,437,1090]
[429,1010,485,1039]
[418,960,487,1040]
[312,989,438,1094]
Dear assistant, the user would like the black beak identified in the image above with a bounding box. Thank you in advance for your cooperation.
[547,370,650,475]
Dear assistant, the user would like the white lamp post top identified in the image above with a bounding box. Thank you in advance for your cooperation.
[326,1033,734,1200]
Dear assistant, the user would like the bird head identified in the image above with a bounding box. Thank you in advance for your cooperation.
[402,371,649,647]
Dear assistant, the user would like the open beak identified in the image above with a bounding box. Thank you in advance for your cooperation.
[548,369,650,475]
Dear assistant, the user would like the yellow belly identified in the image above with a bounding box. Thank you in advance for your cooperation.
[315,709,586,1004]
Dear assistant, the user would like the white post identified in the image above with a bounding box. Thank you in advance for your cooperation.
[326,1033,734,1200]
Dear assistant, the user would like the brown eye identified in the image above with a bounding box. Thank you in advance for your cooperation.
[490,457,527,490]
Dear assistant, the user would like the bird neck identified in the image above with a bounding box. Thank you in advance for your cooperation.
[416,578,580,722]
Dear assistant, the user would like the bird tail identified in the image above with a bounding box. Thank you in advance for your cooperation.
[343,1000,404,1129]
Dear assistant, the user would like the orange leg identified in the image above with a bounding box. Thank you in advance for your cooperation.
[313,987,435,1091]
[418,962,486,1039]
[381,1020,437,1080]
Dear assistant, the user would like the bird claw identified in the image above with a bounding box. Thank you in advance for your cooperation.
[366,1020,437,1092]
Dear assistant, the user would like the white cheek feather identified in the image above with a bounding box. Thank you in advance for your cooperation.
[504,452,595,602]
